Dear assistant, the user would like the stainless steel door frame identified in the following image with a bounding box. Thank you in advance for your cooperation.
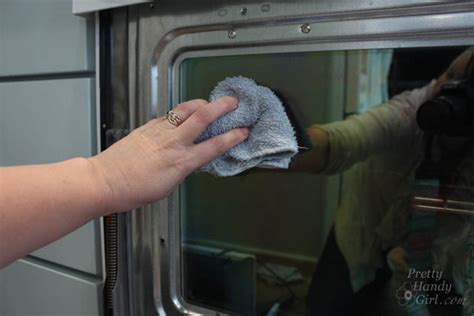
[110,1,474,315]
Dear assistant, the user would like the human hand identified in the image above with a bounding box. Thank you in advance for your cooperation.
[89,96,248,214]
[289,127,329,173]
[434,47,474,94]
[387,246,409,274]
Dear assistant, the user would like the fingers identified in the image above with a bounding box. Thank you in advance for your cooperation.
[177,96,239,143]
[189,127,249,169]
[466,47,474,77]
[162,99,208,128]
[445,47,474,81]
[387,247,409,274]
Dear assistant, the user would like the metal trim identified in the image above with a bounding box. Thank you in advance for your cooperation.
[73,0,152,15]
[160,21,474,316]
[122,2,474,315]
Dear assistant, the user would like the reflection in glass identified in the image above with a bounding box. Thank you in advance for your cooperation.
[178,46,473,315]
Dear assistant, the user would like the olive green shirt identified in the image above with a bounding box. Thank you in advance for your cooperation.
[318,82,435,291]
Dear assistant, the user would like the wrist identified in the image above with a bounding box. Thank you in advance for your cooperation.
[84,156,116,216]
[289,127,329,173]
[308,127,330,172]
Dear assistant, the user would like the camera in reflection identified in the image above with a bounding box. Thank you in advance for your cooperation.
[417,79,474,137]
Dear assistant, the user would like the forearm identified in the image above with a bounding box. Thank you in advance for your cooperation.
[292,82,434,174]
[0,96,247,268]
[0,158,109,268]
[318,83,434,174]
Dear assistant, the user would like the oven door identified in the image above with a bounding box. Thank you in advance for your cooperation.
[102,1,474,315]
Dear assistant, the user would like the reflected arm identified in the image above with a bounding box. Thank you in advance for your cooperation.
[291,82,435,174]
[290,127,329,173]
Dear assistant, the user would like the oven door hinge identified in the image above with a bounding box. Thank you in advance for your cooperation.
[103,128,129,315]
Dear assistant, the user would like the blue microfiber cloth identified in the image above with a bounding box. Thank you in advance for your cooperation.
[196,76,298,176]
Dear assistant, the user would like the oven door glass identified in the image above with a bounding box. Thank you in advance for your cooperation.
[178,46,474,316]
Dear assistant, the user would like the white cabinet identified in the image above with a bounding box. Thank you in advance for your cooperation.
[0,0,94,76]
[0,79,101,275]
[0,259,103,316]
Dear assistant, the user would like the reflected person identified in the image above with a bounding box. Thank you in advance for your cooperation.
[289,48,474,315]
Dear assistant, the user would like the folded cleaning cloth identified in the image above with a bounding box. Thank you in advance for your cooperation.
[196,76,298,176]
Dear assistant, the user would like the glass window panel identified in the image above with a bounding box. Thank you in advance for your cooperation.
[178,46,474,315]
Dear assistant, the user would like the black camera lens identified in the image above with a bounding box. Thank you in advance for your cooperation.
[416,79,473,136]
[417,97,454,133]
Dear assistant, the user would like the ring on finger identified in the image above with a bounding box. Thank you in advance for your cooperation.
[165,110,182,127]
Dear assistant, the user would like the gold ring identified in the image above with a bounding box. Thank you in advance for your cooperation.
[165,110,182,126]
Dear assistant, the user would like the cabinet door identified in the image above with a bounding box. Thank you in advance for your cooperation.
[0,0,94,76]
[0,259,103,316]
[0,79,101,275]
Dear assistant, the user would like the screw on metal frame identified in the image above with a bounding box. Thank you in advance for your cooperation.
[261,3,271,12]
[240,7,247,15]
[228,29,237,39]
[301,23,311,34]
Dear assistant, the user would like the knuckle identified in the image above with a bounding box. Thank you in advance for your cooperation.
[215,98,235,111]
[192,98,208,106]
[174,103,190,117]
[176,99,208,113]
[194,107,214,125]
[174,102,187,112]
[210,137,228,155]
[181,157,197,174]
[172,151,196,174]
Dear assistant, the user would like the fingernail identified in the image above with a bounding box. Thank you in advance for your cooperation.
[228,96,239,108]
